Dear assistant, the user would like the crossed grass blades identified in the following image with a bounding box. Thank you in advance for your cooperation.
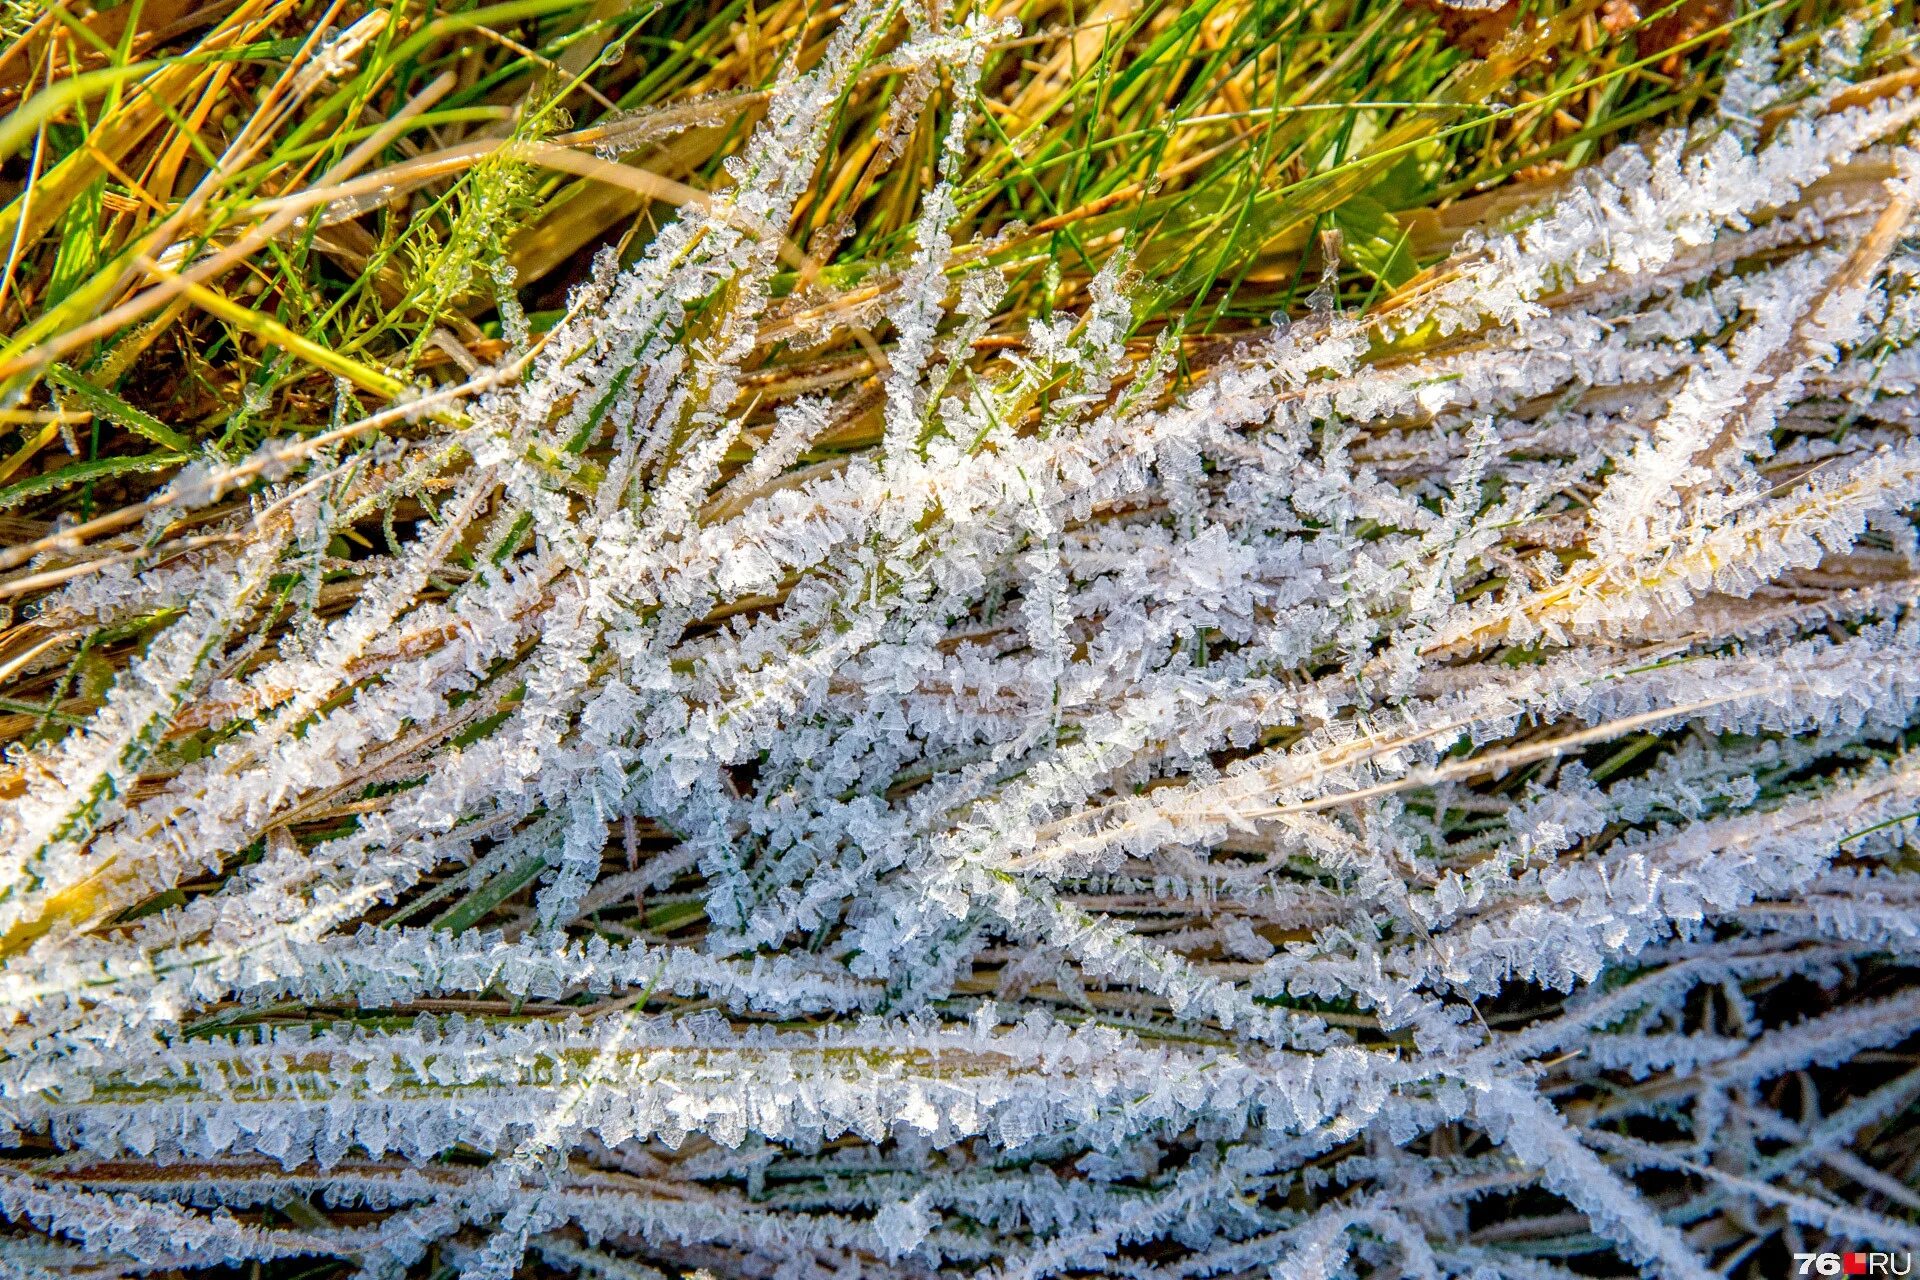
[2,0,1920,1277]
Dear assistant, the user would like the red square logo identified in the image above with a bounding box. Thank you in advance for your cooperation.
[1845,1255,1868,1275]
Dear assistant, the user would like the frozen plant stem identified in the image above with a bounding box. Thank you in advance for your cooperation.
[2,3,1920,1278]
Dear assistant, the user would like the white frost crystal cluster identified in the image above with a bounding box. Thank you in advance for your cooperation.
[4,5,1920,1277]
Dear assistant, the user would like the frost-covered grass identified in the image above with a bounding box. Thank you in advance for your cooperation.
[3,0,1920,1276]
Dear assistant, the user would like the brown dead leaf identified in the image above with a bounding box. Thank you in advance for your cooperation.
[1407,0,1524,58]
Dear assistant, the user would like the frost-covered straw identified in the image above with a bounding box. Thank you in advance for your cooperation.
[3,5,1920,1277]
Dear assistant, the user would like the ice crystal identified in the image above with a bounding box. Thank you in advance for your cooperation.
[3,6,1920,1278]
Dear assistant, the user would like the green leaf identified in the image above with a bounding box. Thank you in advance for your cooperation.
[433,852,553,933]
[0,449,185,513]
[1368,139,1449,211]
[46,177,107,310]
[1331,194,1415,290]
[45,364,194,454]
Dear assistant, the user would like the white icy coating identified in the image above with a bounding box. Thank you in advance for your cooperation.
[3,6,1920,1278]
